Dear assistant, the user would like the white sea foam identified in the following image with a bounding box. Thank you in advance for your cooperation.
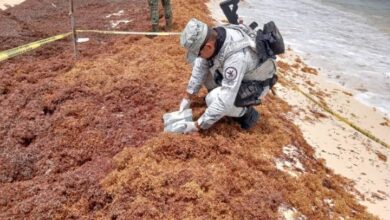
[355,92,390,116]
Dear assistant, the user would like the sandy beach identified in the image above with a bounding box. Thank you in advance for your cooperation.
[277,51,390,219]
[207,1,390,219]
[0,0,25,10]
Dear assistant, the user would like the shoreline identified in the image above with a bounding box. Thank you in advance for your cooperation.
[206,1,390,219]
[236,0,390,118]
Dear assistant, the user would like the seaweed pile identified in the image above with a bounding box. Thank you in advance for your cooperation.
[0,0,376,219]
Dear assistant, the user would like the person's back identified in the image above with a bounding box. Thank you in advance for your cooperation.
[148,0,173,32]
[209,27,260,84]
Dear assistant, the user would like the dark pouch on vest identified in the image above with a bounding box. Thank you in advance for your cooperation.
[234,81,263,107]
[234,74,278,107]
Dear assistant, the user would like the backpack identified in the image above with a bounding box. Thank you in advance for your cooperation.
[223,21,285,64]
[256,21,285,63]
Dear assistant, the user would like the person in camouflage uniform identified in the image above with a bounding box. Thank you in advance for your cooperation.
[148,0,173,32]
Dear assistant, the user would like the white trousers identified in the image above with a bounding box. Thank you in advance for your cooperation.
[205,87,247,118]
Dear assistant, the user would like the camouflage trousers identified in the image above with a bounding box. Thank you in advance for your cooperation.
[148,0,172,31]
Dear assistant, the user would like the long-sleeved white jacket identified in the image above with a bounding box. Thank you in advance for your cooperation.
[187,26,266,129]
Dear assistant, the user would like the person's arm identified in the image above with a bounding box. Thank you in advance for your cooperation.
[197,52,247,129]
[180,57,209,111]
[186,57,209,95]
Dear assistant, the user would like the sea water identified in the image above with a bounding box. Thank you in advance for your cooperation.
[235,0,390,116]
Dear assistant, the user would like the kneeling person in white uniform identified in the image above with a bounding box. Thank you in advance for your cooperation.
[176,18,277,133]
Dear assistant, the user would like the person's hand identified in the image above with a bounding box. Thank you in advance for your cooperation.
[179,98,191,112]
[171,121,199,134]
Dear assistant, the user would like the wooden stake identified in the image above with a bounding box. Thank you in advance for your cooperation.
[69,0,77,59]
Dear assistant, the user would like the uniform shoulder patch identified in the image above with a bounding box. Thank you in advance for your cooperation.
[224,67,238,81]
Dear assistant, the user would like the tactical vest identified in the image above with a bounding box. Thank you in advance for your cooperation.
[209,24,278,107]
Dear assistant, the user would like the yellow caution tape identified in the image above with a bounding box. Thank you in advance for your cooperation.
[0,33,72,62]
[285,80,390,149]
[0,30,181,62]
[76,29,181,36]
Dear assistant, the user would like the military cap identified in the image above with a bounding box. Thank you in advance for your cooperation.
[180,18,209,63]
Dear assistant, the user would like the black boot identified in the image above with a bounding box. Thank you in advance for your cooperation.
[235,107,260,130]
